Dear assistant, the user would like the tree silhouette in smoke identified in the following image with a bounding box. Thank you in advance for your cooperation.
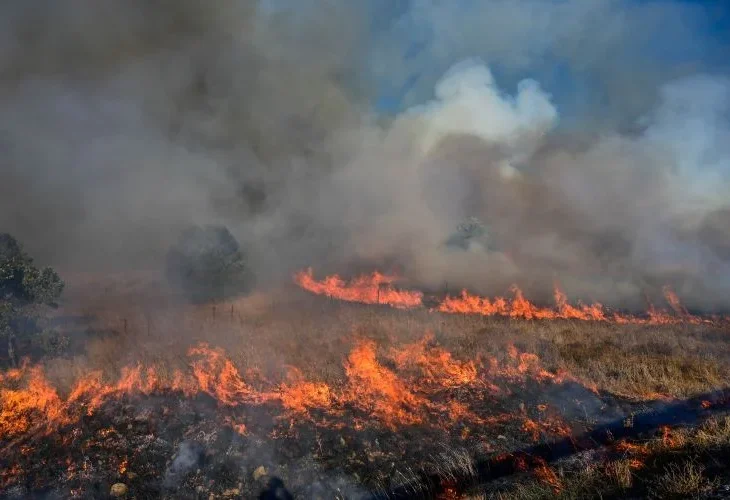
[166,225,253,303]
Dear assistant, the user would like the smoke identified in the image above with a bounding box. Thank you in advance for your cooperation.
[0,1,729,310]
[164,440,204,488]
[0,1,364,269]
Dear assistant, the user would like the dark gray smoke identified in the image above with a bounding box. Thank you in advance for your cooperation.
[0,1,365,269]
[0,1,729,311]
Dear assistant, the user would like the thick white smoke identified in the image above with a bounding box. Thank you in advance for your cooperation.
[407,59,557,160]
[312,59,730,309]
[646,75,730,212]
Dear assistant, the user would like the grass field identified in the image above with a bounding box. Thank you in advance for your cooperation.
[3,271,730,498]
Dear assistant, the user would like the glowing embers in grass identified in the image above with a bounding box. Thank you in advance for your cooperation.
[609,425,686,472]
[294,267,423,309]
[495,453,564,493]
[533,456,563,493]
[0,335,581,441]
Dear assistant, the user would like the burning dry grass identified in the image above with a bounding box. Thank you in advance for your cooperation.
[2,271,730,498]
[295,267,729,326]
[489,415,730,499]
[0,331,580,442]
[50,296,730,404]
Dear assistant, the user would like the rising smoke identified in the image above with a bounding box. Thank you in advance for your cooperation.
[0,0,729,311]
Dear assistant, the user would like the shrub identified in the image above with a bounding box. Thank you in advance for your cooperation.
[0,233,64,366]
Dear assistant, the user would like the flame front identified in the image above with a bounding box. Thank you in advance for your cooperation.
[294,268,724,325]
[294,267,423,309]
[0,336,579,443]
[438,284,712,325]
[343,339,428,428]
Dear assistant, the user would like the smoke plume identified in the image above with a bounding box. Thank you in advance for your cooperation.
[0,0,729,310]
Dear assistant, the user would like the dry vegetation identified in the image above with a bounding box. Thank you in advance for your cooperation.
[3,271,730,498]
[45,271,730,402]
[489,415,730,499]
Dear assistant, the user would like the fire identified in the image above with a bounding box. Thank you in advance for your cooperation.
[223,416,248,435]
[533,456,562,493]
[295,268,724,326]
[659,425,684,448]
[279,367,334,416]
[294,267,423,309]
[553,285,606,321]
[437,289,510,316]
[390,333,478,388]
[437,480,460,500]
[439,284,709,325]
[440,286,614,321]
[521,418,541,441]
[343,339,429,428]
[0,464,22,490]
[0,335,582,442]
[0,365,71,438]
[500,345,566,384]
[663,286,688,316]
[187,344,274,405]
[614,439,651,470]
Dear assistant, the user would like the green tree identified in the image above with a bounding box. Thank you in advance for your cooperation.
[0,233,64,367]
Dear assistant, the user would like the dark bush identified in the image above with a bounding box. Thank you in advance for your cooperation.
[0,233,64,366]
[165,225,253,303]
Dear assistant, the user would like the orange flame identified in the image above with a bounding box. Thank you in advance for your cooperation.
[295,268,730,327]
[187,343,274,405]
[439,284,708,325]
[343,339,427,428]
[0,365,71,438]
[0,335,585,445]
[533,456,563,493]
[663,286,688,316]
[279,367,334,416]
[390,333,478,388]
[294,268,423,309]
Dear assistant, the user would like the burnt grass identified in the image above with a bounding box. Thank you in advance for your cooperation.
[3,275,730,499]
[3,382,730,499]
[0,378,660,499]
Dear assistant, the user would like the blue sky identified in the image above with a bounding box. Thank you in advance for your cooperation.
[367,0,730,117]
[260,0,729,120]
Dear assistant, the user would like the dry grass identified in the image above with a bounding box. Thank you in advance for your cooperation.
[605,458,634,489]
[649,462,716,498]
[35,270,730,402]
[15,272,730,498]
[485,416,730,499]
